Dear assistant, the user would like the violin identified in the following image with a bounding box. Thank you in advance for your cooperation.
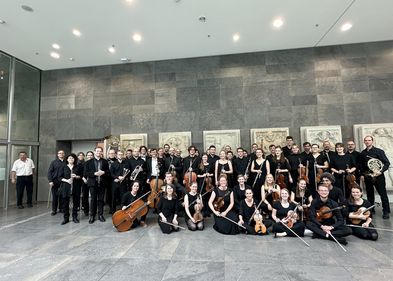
[346,166,359,189]
[213,197,225,212]
[284,205,298,228]
[316,205,344,222]
[112,192,151,232]
[315,164,324,183]
[350,203,379,225]
[254,210,267,234]
[275,164,287,189]
[193,198,203,222]
[298,159,309,184]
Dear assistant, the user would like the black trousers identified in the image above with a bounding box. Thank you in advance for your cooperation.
[306,221,352,239]
[111,181,127,213]
[351,223,378,241]
[51,183,61,212]
[16,175,33,206]
[62,196,70,221]
[272,221,305,237]
[89,183,105,217]
[72,183,81,217]
[82,182,89,215]
[365,175,390,214]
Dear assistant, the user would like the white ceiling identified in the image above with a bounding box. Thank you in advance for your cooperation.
[1,0,393,70]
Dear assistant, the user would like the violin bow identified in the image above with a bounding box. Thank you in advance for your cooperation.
[160,220,186,230]
[327,232,347,252]
[124,191,151,210]
[248,200,264,225]
[278,220,310,247]
[346,224,393,233]
[219,214,247,230]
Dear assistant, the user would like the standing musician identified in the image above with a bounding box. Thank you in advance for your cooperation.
[287,144,307,190]
[249,143,258,162]
[127,148,148,194]
[163,144,171,158]
[233,174,251,211]
[291,179,313,222]
[47,150,66,215]
[272,188,305,238]
[233,147,250,181]
[360,135,391,219]
[125,149,133,160]
[308,144,329,198]
[347,185,378,240]
[183,182,204,231]
[330,142,356,197]
[306,185,352,245]
[157,147,165,160]
[265,144,276,167]
[270,146,292,190]
[146,148,165,182]
[346,140,361,183]
[250,148,270,200]
[208,175,239,235]
[207,145,220,167]
[261,174,281,216]
[139,145,149,162]
[121,181,147,228]
[215,150,233,187]
[106,149,117,214]
[110,150,129,214]
[282,136,294,158]
[197,154,214,217]
[157,184,180,234]
[84,146,109,224]
[81,151,93,216]
[238,188,272,235]
[164,172,186,201]
[182,145,201,184]
[58,153,82,225]
[164,147,183,183]
[300,142,312,161]
[322,141,335,165]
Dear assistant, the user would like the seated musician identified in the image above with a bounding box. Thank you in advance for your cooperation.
[306,185,352,245]
[183,182,204,231]
[238,188,272,235]
[208,175,239,235]
[291,179,313,221]
[233,174,250,212]
[157,184,180,234]
[120,181,147,228]
[347,185,378,241]
[271,188,305,238]
[261,174,280,217]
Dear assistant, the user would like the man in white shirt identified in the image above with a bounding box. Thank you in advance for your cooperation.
[11,151,35,209]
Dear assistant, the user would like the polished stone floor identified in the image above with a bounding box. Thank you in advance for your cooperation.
[0,203,392,281]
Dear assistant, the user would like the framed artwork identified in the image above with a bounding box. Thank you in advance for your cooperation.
[203,130,241,152]
[250,128,289,155]
[159,131,192,158]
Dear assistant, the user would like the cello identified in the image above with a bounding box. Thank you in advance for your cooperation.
[148,165,164,209]
[184,158,197,192]
[275,163,287,190]
[298,159,309,184]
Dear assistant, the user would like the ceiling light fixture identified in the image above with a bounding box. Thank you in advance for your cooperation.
[341,22,352,31]
[52,43,60,49]
[69,58,75,61]
[198,15,207,23]
[273,17,284,28]
[233,33,240,42]
[72,29,82,37]
[50,52,60,59]
[120,58,131,62]
[108,45,116,53]
[21,5,34,12]
[0,19,6,24]
[132,33,142,42]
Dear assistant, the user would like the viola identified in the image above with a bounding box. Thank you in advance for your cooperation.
[316,205,344,222]
[298,159,309,184]
[350,203,379,225]
[284,205,298,228]
[316,167,324,183]
[213,197,225,212]
[204,176,213,193]
[193,199,203,222]
[275,164,287,189]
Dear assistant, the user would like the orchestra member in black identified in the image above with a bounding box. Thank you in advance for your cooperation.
[157,147,165,160]
[163,172,186,201]
[208,175,239,235]
[84,147,109,224]
[163,143,170,158]
[128,148,148,194]
[184,182,204,231]
[233,147,249,181]
[76,152,87,216]
[106,149,117,213]
[306,185,352,245]
[157,184,179,234]
[272,188,305,237]
[330,142,356,197]
[346,140,361,183]
[238,188,272,235]
[81,151,93,216]
[320,173,346,207]
[58,153,82,224]
[282,136,294,158]
[233,174,250,211]
[250,148,270,200]
[121,181,147,228]
[183,145,201,182]
[291,179,313,222]
[322,141,335,165]
[164,147,183,183]
[207,145,220,166]
[249,143,258,162]
[270,146,292,189]
[300,142,312,162]
[139,145,148,162]
[287,144,306,190]
[347,185,378,240]
[215,150,233,188]
[126,149,132,160]
[197,154,214,216]
[261,174,280,216]
[265,144,276,166]
[146,148,165,182]
[110,150,129,214]
[308,144,329,198]
[47,150,66,216]
[360,135,391,219]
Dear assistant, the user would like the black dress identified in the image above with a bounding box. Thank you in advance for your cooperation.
[308,154,328,197]
[58,164,83,220]
[292,188,312,222]
[272,201,305,237]
[239,199,272,235]
[120,192,147,228]
[184,192,204,231]
[216,161,233,188]
[330,153,355,196]
[197,163,214,215]
[347,199,378,241]
[211,187,239,235]
[233,184,249,211]
[269,158,291,190]
[157,196,179,234]
[249,159,268,200]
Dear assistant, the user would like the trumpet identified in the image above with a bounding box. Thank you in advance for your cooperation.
[130,165,142,181]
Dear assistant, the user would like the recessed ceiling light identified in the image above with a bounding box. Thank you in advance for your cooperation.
[108,45,116,53]
[69,57,75,61]
[273,17,284,28]
[198,15,207,23]
[72,29,81,37]
[21,5,34,12]
[52,43,60,50]
[125,0,133,3]
[0,19,6,24]
[120,58,131,62]
[233,33,240,42]
[50,52,60,59]
[341,22,352,31]
[132,33,142,42]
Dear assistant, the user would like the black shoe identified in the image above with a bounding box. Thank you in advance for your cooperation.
[73,217,80,223]
[89,217,95,224]
[59,209,64,213]
[312,233,318,239]
[98,215,106,222]
[383,214,390,219]
[27,204,33,208]
[61,219,69,225]
[51,211,57,216]
[17,205,24,209]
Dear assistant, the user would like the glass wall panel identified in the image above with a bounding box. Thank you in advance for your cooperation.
[0,145,7,208]
[0,54,11,139]
[12,61,40,141]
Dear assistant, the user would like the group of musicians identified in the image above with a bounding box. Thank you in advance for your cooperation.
[47,135,391,247]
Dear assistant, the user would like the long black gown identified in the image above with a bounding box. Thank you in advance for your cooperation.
[249,159,268,200]
[211,187,239,235]
[271,201,305,237]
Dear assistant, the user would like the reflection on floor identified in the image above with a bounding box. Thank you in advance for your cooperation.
[0,203,392,281]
